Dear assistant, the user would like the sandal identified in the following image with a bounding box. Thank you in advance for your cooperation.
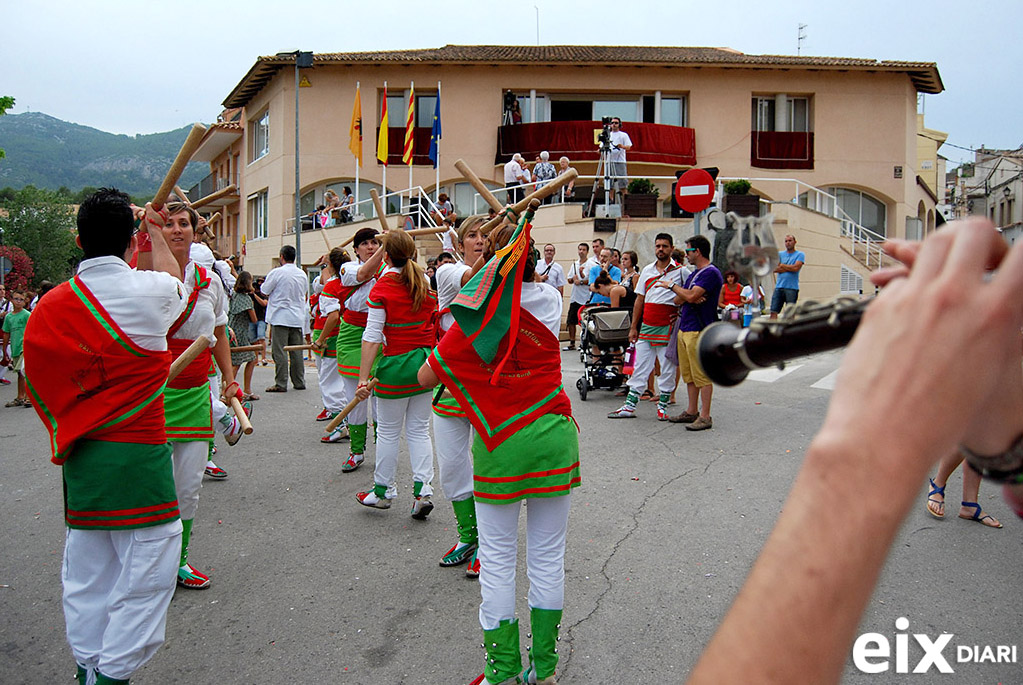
[242,393,260,401]
[926,478,945,519]
[265,385,287,393]
[5,399,23,408]
[959,501,1003,528]
[639,389,654,401]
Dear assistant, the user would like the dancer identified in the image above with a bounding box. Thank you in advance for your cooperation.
[23,189,186,685]
[420,212,580,685]
[432,216,486,575]
[335,228,384,472]
[315,247,351,442]
[925,452,1003,528]
[354,230,438,516]
[158,201,242,589]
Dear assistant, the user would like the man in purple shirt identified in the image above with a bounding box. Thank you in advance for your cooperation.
[659,235,722,430]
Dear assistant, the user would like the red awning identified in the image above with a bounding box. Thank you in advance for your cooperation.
[497,121,696,166]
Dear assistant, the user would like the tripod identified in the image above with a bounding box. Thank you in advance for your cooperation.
[586,144,614,218]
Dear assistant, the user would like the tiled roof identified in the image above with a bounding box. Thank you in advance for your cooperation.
[223,45,943,108]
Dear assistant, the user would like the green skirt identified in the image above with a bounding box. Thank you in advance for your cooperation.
[375,347,431,399]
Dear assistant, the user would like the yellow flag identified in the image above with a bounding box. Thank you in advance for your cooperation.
[402,83,414,166]
[349,87,362,167]
[377,85,389,165]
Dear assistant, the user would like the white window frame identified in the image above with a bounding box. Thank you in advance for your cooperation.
[752,96,810,132]
[249,190,268,241]
[251,110,270,162]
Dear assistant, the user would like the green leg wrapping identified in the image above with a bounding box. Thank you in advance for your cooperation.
[624,390,639,410]
[413,481,424,498]
[349,423,367,454]
[372,420,378,444]
[483,618,522,684]
[452,497,478,545]
[658,392,670,411]
[75,664,89,683]
[373,482,388,499]
[179,518,193,567]
[526,608,562,682]
[95,671,130,684]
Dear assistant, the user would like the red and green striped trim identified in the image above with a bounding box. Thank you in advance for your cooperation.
[66,500,180,528]
[69,276,153,358]
[474,477,582,502]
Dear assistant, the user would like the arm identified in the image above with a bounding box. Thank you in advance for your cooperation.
[356,244,386,282]
[774,260,805,274]
[417,360,440,389]
[667,282,706,305]
[212,324,239,398]
[143,204,183,278]
[628,292,645,344]
[355,341,382,400]
[313,311,340,350]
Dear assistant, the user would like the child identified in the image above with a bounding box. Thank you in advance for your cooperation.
[1,291,31,407]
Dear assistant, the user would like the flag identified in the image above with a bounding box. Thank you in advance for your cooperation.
[402,83,415,166]
[376,85,388,165]
[427,93,442,169]
[349,86,362,167]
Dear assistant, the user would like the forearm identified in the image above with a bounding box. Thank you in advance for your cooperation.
[358,341,381,383]
[357,245,386,282]
[148,230,179,278]
[317,312,340,343]
[212,325,236,387]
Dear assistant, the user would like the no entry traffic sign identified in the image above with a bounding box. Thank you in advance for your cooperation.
[674,169,716,213]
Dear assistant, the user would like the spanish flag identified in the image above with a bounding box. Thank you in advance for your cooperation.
[349,85,362,167]
[376,83,388,165]
[402,82,414,166]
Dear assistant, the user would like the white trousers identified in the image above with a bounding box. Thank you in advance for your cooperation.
[316,355,347,413]
[626,339,677,395]
[172,441,207,520]
[208,381,230,431]
[62,521,182,680]
[433,413,474,502]
[373,393,434,498]
[342,375,374,426]
[476,496,571,630]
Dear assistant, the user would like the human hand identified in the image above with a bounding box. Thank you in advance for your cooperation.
[221,380,243,403]
[143,203,169,234]
[355,381,372,402]
[628,328,638,344]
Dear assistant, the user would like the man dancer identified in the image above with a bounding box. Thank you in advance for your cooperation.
[23,189,186,685]
[608,233,686,421]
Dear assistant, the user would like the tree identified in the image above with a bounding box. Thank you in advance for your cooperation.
[0,96,13,160]
[0,186,81,285]
[0,245,34,292]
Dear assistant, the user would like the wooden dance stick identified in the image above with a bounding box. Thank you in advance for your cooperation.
[453,159,504,213]
[191,184,238,210]
[325,379,378,432]
[206,211,222,225]
[153,123,206,209]
[369,189,390,233]
[474,168,578,236]
[283,344,313,351]
[229,344,264,353]
[167,335,210,384]
[229,397,254,434]
[174,185,192,205]
[320,226,332,251]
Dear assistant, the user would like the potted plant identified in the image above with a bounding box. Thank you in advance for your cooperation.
[722,179,761,217]
[623,178,659,218]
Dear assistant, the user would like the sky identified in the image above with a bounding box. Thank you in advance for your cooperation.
[2,0,1017,167]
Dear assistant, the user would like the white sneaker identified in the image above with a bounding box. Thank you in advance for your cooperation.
[320,425,350,443]
[223,416,243,445]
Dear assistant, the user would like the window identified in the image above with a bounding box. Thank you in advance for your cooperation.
[251,110,269,161]
[799,187,887,236]
[840,265,864,294]
[593,99,639,123]
[453,180,501,217]
[387,94,405,128]
[248,191,268,240]
[752,96,810,132]
[514,95,549,123]
[660,98,685,126]
[416,95,437,127]
[300,190,316,216]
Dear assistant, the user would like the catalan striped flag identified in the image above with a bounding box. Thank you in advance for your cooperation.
[402,82,415,166]
[377,84,388,165]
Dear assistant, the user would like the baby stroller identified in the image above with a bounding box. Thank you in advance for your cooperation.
[576,305,632,400]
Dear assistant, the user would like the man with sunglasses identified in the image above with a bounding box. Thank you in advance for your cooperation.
[608,118,632,204]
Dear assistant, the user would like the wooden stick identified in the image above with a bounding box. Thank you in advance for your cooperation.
[174,185,192,205]
[229,344,264,353]
[283,344,313,351]
[206,211,222,225]
[229,397,254,434]
[191,184,238,210]
[454,159,503,213]
[369,189,390,233]
[477,169,578,235]
[153,123,207,209]
[320,226,332,251]
[325,379,377,432]
[167,335,210,383]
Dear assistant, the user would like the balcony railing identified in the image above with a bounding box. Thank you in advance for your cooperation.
[496,121,697,166]
[186,172,238,202]
[750,131,814,170]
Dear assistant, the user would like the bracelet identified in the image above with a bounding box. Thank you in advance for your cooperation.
[961,433,1023,484]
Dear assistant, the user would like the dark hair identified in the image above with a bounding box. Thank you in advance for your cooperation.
[435,251,456,265]
[353,227,379,249]
[235,270,253,294]
[592,238,605,249]
[76,187,134,259]
[654,232,674,246]
[611,248,621,260]
[724,270,740,282]
[623,250,639,267]
[593,270,613,287]
[165,201,199,231]
[343,186,352,195]
[686,234,711,259]
[328,246,350,273]
[280,245,297,263]
[577,242,589,251]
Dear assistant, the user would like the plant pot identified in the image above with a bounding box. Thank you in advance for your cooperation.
[622,193,658,218]
[722,193,761,217]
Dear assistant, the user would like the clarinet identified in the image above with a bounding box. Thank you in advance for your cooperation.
[697,296,870,386]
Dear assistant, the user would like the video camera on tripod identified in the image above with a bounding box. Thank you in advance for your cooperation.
[597,116,614,151]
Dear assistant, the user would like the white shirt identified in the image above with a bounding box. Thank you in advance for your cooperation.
[520,282,563,337]
[172,261,228,347]
[636,261,688,306]
[75,256,186,351]
[536,259,566,290]
[440,227,458,253]
[568,257,598,304]
[610,130,632,163]
[504,159,525,184]
[261,262,309,328]
[319,275,342,316]
[338,260,375,313]
[436,262,472,333]
[741,284,765,315]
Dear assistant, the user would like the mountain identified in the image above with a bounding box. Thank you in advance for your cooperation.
[0,112,208,197]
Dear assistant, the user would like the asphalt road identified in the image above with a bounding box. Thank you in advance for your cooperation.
[0,350,1019,684]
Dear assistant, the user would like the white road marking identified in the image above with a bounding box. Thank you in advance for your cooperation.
[745,364,803,383]
[811,370,840,391]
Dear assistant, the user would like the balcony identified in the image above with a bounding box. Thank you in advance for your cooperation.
[496,121,697,166]
[750,131,814,170]
[186,172,240,206]
[374,127,437,166]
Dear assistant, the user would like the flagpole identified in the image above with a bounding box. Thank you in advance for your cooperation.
[381,80,387,220]
[408,81,414,203]
[435,81,441,203]
[354,82,360,215]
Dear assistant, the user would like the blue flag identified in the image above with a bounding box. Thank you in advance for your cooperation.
[427,95,442,168]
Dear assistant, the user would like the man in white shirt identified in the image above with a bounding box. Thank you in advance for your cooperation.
[535,243,566,295]
[608,117,633,203]
[564,242,598,350]
[503,153,529,204]
[261,244,309,391]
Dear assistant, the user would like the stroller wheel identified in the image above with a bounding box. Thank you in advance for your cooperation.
[576,376,589,401]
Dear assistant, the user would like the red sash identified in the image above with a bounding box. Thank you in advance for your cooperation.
[168,265,210,337]
[23,277,171,464]
[366,273,438,356]
[342,309,368,327]
[642,302,677,327]
[428,308,572,452]
[310,293,325,331]
[166,338,213,390]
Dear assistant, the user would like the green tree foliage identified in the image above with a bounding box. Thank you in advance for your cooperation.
[0,185,82,285]
[0,96,14,160]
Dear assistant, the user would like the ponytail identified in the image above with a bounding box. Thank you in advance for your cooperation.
[383,231,430,310]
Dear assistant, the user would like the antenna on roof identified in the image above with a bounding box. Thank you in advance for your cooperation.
[797,24,807,56]
[534,5,540,46]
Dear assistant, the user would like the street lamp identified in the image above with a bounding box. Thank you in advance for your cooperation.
[276,50,314,266]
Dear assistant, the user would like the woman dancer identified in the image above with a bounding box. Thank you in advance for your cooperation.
[420,216,580,685]
[316,247,351,442]
[354,231,437,516]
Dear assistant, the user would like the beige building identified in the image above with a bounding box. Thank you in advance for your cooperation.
[189,45,945,303]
